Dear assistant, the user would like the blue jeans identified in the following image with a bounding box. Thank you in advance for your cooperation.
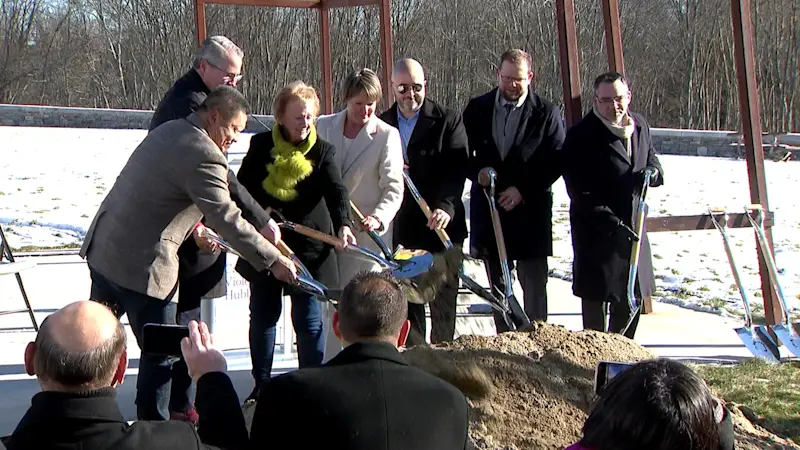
[249,274,324,385]
[88,266,177,421]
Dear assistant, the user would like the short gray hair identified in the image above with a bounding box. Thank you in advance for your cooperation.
[199,85,250,121]
[193,35,244,70]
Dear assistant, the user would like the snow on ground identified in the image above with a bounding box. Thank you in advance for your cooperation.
[1,125,798,319]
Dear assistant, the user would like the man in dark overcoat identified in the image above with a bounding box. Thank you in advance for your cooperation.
[379,58,469,345]
[562,71,664,338]
[463,49,565,331]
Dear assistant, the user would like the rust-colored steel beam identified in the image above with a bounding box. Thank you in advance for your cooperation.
[601,0,625,73]
[324,0,380,7]
[319,6,334,114]
[201,0,320,6]
[194,0,207,46]
[730,0,780,327]
[378,0,394,109]
[556,0,582,127]
[646,212,775,233]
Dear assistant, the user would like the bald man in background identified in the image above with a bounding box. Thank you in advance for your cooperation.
[1,301,245,450]
[379,59,469,346]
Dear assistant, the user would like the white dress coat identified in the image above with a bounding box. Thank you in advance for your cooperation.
[316,110,404,363]
[316,110,405,289]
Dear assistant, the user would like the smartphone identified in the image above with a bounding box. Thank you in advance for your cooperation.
[142,323,190,357]
[594,361,635,395]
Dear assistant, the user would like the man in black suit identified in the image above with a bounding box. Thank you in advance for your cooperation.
[249,271,471,450]
[379,58,469,345]
[463,49,565,331]
[1,301,245,450]
[149,35,279,422]
[562,72,663,338]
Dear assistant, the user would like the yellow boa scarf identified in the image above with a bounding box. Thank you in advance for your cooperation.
[262,125,316,201]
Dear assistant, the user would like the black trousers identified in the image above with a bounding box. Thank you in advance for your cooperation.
[406,243,462,346]
[581,298,640,339]
[486,256,549,332]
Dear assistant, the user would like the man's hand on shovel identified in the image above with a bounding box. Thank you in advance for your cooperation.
[338,225,358,250]
[270,254,299,284]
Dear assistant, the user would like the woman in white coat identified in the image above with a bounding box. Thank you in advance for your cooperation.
[316,68,404,361]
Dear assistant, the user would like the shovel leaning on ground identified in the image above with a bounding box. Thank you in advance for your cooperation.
[744,204,800,358]
[708,207,780,362]
[400,169,526,329]
[477,168,532,330]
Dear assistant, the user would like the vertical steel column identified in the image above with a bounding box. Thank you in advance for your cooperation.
[601,0,625,73]
[556,0,582,127]
[319,5,334,114]
[194,0,207,46]
[378,0,394,109]
[730,0,780,326]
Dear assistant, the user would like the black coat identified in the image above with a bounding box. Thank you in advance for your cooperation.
[562,111,664,302]
[379,99,470,251]
[249,342,471,450]
[1,373,246,450]
[463,89,566,260]
[149,69,272,308]
[235,130,350,285]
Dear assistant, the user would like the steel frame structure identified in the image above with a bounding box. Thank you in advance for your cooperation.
[195,0,776,321]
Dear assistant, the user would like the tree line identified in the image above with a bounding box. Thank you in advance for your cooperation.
[1,0,798,132]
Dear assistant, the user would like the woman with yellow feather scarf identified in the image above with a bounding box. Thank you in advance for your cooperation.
[236,81,356,403]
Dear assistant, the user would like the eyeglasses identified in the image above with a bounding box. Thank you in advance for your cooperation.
[396,83,424,95]
[595,94,629,105]
[207,60,243,84]
[499,74,528,84]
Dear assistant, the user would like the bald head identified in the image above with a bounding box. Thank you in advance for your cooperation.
[28,301,127,391]
[391,58,426,118]
[392,58,424,80]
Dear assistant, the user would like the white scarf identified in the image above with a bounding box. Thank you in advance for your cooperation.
[593,105,635,157]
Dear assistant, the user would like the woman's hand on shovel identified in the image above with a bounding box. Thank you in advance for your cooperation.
[338,225,358,249]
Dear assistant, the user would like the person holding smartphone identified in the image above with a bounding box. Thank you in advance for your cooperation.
[569,359,734,450]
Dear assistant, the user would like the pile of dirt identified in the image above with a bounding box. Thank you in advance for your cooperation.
[403,322,800,449]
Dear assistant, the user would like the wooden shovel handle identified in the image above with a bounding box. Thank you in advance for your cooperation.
[283,222,342,247]
[275,240,294,257]
[414,195,453,247]
[350,201,367,222]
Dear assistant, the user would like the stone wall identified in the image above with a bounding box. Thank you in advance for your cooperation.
[0,104,274,133]
[1,103,797,158]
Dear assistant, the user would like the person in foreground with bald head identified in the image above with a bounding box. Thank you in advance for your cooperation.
[1,301,247,450]
[248,271,470,449]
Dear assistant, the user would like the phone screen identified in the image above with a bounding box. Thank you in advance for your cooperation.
[594,361,635,395]
[142,324,190,357]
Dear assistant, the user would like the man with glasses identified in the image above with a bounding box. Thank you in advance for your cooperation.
[562,72,663,338]
[379,58,469,345]
[463,48,565,332]
[147,35,279,423]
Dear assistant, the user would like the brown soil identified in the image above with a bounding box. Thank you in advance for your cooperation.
[403,322,800,450]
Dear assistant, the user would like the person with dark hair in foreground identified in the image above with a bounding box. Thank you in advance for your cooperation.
[567,359,734,450]
[0,301,245,450]
[247,271,471,450]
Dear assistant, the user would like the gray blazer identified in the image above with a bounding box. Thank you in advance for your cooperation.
[80,114,281,300]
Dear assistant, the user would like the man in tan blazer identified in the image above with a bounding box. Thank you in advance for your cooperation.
[316,68,404,361]
[80,85,297,421]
